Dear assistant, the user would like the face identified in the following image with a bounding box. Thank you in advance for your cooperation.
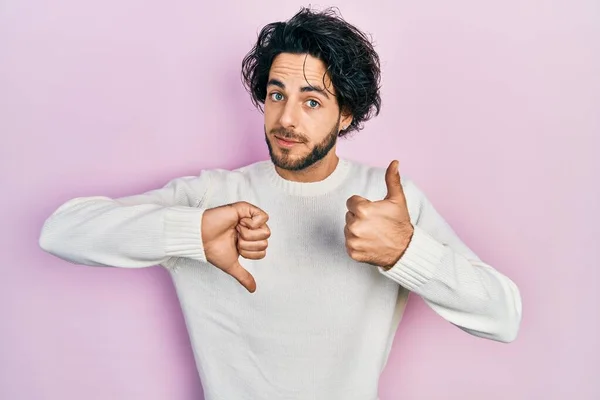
[264,53,352,171]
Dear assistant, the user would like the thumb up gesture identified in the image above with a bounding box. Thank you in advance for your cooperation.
[202,202,270,293]
[344,160,414,269]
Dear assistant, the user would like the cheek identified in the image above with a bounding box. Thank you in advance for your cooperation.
[263,103,280,126]
[306,109,338,132]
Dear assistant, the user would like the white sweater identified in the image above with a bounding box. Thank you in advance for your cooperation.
[39,158,522,400]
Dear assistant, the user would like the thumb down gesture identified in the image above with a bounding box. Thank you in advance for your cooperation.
[202,202,270,293]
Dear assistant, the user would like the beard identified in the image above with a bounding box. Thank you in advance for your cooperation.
[264,119,340,171]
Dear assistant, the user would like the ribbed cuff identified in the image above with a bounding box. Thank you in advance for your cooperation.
[164,206,207,262]
[378,226,446,290]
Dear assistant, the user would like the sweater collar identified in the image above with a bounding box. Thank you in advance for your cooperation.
[261,158,351,197]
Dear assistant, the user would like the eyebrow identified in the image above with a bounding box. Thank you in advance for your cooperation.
[267,78,330,99]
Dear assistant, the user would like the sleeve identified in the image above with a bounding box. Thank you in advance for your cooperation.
[39,172,213,269]
[379,180,523,343]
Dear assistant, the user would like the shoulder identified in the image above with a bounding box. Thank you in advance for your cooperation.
[184,160,270,206]
[204,160,270,186]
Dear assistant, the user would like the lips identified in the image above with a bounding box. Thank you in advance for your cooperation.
[274,135,302,145]
[274,135,302,144]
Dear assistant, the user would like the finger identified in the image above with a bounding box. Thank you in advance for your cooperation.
[226,260,257,293]
[384,160,405,201]
[344,224,355,239]
[236,224,271,241]
[236,204,269,229]
[346,195,369,213]
[345,211,356,225]
[239,249,267,260]
[237,238,268,252]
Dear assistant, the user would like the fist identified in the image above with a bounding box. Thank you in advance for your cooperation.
[344,160,414,269]
[202,202,270,293]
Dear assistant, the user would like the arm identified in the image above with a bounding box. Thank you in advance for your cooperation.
[379,180,522,343]
[39,173,212,269]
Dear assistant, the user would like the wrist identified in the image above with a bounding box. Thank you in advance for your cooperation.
[382,223,414,270]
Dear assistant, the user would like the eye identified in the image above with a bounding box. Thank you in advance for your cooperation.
[306,99,320,109]
[270,92,284,102]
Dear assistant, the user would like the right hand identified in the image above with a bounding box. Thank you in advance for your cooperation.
[201,202,270,293]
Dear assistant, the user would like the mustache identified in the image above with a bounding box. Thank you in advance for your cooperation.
[269,127,308,143]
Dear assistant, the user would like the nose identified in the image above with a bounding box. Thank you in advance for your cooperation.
[278,100,300,130]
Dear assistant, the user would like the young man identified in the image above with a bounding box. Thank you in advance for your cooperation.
[39,8,522,400]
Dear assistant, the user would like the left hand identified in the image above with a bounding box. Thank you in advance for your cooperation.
[344,160,415,269]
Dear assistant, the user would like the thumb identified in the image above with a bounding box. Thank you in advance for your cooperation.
[384,160,403,201]
[227,260,257,293]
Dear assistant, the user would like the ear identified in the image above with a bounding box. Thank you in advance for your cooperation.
[340,109,353,132]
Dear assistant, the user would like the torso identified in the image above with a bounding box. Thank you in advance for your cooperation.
[165,160,412,400]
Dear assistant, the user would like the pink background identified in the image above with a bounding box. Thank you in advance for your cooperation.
[1,0,598,399]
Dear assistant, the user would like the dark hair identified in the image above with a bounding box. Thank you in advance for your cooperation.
[241,7,381,137]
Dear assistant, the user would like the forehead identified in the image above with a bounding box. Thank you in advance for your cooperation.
[269,53,333,91]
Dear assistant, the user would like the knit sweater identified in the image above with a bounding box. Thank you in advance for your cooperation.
[39,158,522,400]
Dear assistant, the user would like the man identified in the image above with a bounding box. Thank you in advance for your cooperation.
[39,7,522,400]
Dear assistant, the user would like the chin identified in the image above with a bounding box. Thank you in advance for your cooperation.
[270,153,307,171]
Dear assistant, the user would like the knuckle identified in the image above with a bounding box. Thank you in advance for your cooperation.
[346,196,357,209]
[263,227,271,239]
[348,222,357,234]
[348,222,361,237]
[356,204,369,217]
[346,238,357,251]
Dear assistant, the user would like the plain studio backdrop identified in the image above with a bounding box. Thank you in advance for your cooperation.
[1,1,598,399]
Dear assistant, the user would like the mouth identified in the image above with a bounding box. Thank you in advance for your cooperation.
[273,135,303,147]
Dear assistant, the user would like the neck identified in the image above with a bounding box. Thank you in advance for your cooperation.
[275,152,339,183]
